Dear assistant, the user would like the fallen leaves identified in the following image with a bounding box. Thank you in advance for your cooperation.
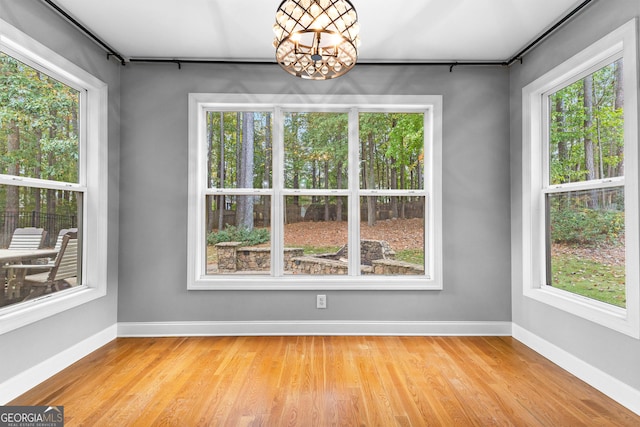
[284,218,424,251]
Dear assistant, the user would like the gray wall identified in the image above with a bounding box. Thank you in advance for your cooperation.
[510,0,640,390]
[118,64,511,322]
[6,0,637,409]
[0,1,120,383]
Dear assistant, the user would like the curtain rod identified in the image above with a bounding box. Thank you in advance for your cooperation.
[41,0,595,69]
[127,58,508,72]
[506,0,595,66]
[41,0,126,65]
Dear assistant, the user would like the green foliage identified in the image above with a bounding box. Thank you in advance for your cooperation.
[395,249,424,265]
[207,111,272,189]
[207,110,425,194]
[551,208,624,246]
[0,51,79,216]
[549,60,624,185]
[207,225,270,246]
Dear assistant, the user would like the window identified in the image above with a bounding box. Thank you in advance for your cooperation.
[188,94,442,290]
[522,20,639,337]
[0,19,108,334]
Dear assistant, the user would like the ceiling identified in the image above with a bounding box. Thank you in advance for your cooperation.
[49,0,588,63]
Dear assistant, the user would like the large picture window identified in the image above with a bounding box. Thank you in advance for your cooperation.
[0,19,108,333]
[522,20,639,337]
[188,95,442,290]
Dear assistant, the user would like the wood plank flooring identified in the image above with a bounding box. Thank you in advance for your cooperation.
[10,336,640,426]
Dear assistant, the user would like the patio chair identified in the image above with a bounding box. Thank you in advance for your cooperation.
[34,228,77,267]
[4,228,78,300]
[20,231,78,301]
[7,227,46,250]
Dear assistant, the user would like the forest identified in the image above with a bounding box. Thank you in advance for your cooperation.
[547,59,626,307]
[0,52,80,246]
[205,110,425,233]
[203,109,427,275]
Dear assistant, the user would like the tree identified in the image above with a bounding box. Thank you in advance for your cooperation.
[583,74,597,207]
[236,112,255,230]
[1,52,80,243]
[613,59,624,176]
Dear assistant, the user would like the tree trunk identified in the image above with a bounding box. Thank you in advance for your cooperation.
[417,153,423,190]
[583,75,597,208]
[263,113,271,227]
[218,112,225,230]
[237,112,254,230]
[336,162,343,222]
[324,161,330,222]
[33,128,43,227]
[400,159,406,219]
[614,59,624,177]
[45,110,59,223]
[390,158,398,219]
[311,160,318,203]
[205,114,214,232]
[367,133,376,226]
[555,97,568,183]
[5,120,20,241]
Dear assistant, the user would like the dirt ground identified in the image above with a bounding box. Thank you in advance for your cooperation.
[283,218,424,250]
[551,242,625,266]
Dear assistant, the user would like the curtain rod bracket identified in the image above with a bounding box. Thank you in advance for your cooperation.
[106,53,126,66]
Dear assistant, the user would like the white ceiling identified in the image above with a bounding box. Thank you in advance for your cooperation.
[51,0,586,62]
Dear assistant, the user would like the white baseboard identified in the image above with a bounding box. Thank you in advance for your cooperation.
[512,323,640,416]
[0,324,117,405]
[117,320,513,337]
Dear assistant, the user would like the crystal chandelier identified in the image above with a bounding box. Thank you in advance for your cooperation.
[273,0,360,80]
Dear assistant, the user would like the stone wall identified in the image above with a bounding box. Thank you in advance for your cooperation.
[370,259,424,275]
[236,247,271,271]
[215,242,243,273]
[215,240,421,275]
[335,239,396,265]
[287,256,349,275]
[215,242,303,273]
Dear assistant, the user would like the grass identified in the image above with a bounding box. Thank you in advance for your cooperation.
[551,254,625,308]
[396,249,424,265]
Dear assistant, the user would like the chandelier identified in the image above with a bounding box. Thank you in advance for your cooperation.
[273,0,360,80]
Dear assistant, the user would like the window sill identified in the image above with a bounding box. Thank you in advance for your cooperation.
[523,285,638,338]
[189,276,442,291]
[0,286,105,335]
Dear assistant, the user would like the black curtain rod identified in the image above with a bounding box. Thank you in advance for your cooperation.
[128,58,277,69]
[506,0,595,66]
[41,0,126,65]
[42,0,595,69]
[128,58,507,71]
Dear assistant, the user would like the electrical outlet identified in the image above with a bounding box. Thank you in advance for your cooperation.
[316,294,327,309]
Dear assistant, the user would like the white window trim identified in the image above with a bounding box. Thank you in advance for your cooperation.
[0,19,109,335]
[188,94,443,290]
[522,19,639,338]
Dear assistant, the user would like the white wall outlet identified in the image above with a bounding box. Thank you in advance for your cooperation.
[316,294,327,309]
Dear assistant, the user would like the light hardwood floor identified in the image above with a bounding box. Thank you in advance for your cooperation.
[10,336,640,426]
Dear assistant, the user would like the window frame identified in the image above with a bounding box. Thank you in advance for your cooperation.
[522,19,639,337]
[188,94,443,290]
[0,19,109,334]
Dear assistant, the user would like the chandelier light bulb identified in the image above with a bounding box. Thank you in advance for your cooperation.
[273,0,359,80]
